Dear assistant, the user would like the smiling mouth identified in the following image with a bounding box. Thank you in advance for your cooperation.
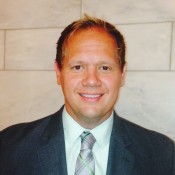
[79,93,103,101]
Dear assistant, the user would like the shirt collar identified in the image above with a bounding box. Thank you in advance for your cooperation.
[62,107,113,148]
[91,114,113,148]
[62,108,85,147]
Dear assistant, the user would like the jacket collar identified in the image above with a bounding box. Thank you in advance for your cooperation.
[106,112,135,175]
[37,106,68,175]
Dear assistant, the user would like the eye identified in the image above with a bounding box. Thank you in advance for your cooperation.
[71,65,84,72]
[101,66,110,71]
[99,65,112,72]
[74,65,82,70]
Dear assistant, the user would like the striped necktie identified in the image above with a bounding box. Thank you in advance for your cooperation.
[74,131,96,175]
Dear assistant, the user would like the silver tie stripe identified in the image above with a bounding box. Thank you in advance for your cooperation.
[75,131,96,175]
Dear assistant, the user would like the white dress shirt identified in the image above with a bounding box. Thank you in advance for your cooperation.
[62,108,113,175]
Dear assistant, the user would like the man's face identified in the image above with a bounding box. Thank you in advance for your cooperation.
[55,28,126,129]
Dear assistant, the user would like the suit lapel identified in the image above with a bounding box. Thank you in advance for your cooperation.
[106,113,135,175]
[37,107,68,175]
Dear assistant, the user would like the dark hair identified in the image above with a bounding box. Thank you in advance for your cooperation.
[56,15,126,71]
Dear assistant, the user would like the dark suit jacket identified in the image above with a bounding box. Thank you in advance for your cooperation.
[0,106,174,175]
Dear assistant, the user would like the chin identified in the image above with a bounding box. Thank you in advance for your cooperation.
[80,108,102,119]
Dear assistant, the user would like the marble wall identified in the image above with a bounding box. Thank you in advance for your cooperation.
[0,0,175,140]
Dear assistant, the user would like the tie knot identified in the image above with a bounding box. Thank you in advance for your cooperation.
[80,131,96,150]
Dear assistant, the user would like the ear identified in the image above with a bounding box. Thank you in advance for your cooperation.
[54,61,62,85]
[120,63,127,87]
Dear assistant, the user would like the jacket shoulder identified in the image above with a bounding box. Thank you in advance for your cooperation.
[0,109,62,143]
[118,116,174,145]
[114,115,175,174]
[116,115,175,172]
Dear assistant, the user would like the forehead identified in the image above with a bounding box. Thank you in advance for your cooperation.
[62,28,119,66]
[66,28,118,50]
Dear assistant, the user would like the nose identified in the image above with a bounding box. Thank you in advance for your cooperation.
[82,68,101,87]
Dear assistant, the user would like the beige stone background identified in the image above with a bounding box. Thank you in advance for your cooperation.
[0,0,175,140]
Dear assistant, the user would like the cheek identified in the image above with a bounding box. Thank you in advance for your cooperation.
[62,75,81,91]
[103,76,122,89]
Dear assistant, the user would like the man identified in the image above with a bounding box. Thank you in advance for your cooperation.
[0,15,174,175]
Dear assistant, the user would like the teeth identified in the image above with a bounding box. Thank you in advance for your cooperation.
[81,94,101,98]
